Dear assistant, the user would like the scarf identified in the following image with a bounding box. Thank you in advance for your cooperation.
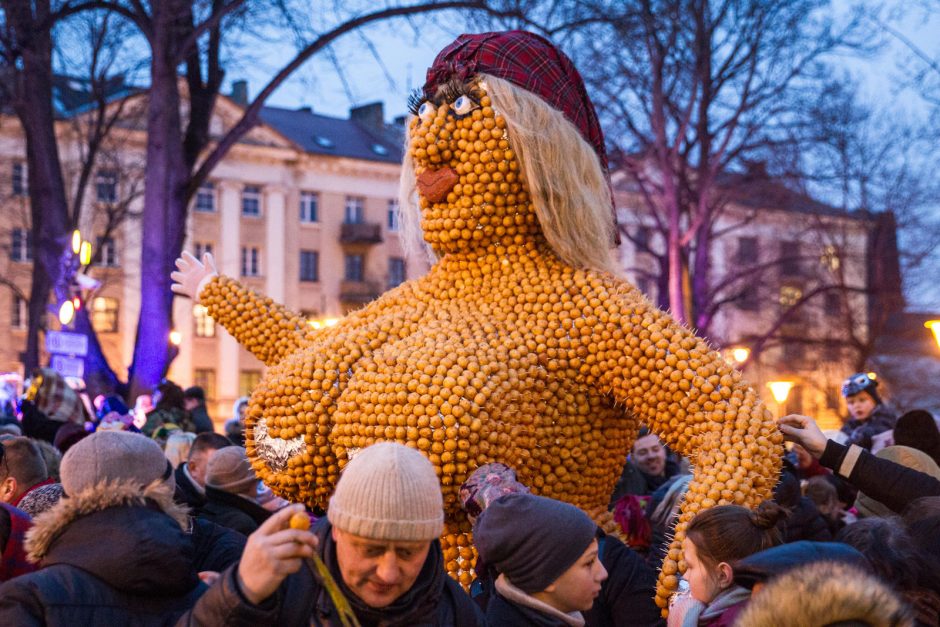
[318,521,446,627]
[679,586,751,627]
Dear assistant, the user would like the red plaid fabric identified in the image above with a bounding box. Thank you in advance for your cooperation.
[424,31,618,243]
[35,368,85,424]
[0,503,36,582]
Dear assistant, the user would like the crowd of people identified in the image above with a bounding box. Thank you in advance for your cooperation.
[0,368,937,626]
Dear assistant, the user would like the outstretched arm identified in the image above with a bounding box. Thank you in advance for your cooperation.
[171,252,314,366]
[587,277,782,613]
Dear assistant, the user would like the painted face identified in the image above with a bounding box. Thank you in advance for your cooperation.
[632,433,666,477]
[332,527,432,608]
[539,539,607,613]
[681,537,724,604]
[845,391,876,421]
[408,80,539,255]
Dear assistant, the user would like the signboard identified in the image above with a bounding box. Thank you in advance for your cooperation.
[50,355,85,379]
[45,331,88,357]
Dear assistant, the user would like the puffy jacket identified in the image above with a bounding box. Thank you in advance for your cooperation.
[840,405,896,450]
[198,486,270,536]
[0,480,205,626]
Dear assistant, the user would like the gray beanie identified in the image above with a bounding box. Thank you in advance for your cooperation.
[61,431,173,496]
[328,442,443,541]
[474,492,597,593]
[205,446,258,496]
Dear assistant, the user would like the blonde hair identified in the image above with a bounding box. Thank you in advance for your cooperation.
[399,74,619,273]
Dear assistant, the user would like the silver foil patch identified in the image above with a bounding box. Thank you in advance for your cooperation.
[253,416,306,473]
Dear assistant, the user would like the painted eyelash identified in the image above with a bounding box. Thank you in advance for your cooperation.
[407,88,425,116]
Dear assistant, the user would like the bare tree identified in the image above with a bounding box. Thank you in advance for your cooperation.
[568,0,871,334]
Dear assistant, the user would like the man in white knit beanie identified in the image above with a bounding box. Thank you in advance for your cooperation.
[186,441,483,626]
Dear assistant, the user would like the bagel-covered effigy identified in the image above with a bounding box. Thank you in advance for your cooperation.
[183,31,783,615]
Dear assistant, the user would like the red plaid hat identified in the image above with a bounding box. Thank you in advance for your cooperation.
[424,31,618,244]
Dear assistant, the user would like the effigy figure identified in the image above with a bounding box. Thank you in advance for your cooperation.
[172,31,783,612]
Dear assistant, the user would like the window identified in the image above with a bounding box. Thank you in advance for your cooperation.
[11,295,26,330]
[241,247,260,277]
[195,182,216,212]
[193,368,216,404]
[300,250,319,282]
[737,237,758,265]
[779,284,803,308]
[635,226,651,251]
[242,185,261,216]
[193,304,215,337]
[823,340,841,363]
[96,170,117,203]
[12,162,27,197]
[387,199,399,231]
[10,228,32,262]
[95,236,118,267]
[344,196,364,224]
[345,254,364,282]
[300,192,319,223]
[194,242,214,260]
[820,245,841,271]
[780,241,801,276]
[737,284,760,311]
[388,257,406,288]
[239,370,261,397]
[782,341,805,364]
[824,292,841,317]
[90,297,119,333]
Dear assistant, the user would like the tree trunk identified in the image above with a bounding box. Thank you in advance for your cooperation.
[127,7,190,400]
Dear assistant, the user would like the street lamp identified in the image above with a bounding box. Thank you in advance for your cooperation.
[731,347,750,364]
[767,380,794,415]
[926,320,940,352]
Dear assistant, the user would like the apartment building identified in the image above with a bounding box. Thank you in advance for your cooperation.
[0,78,427,420]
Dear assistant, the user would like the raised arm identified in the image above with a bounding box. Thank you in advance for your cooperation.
[585,277,783,612]
[171,252,314,366]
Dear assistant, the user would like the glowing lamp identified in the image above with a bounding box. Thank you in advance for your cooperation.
[767,381,794,404]
[71,230,82,254]
[926,320,940,351]
[79,241,92,266]
[731,347,750,364]
[169,330,182,346]
[58,300,75,325]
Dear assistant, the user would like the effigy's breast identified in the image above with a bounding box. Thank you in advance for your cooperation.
[329,314,635,513]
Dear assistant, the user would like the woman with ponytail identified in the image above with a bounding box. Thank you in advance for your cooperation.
[667,501,787,626]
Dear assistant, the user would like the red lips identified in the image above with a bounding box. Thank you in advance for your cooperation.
[416,167,458,203]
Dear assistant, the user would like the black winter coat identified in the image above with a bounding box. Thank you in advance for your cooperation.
[0,481,205,626]
[174,463,207,510]
[189,405,214,434]
[820,440,940,512]
[198,485,270,536]
[188,517,247,573]
[485,590,571,626]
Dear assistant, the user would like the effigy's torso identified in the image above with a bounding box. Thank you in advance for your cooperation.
[248,247,635,518]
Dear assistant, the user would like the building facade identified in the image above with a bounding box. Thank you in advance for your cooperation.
[612,166,890,431]
[0,81,427,422]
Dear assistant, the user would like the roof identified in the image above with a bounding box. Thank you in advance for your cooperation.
[259,106,404,164]
[52,75,143,118]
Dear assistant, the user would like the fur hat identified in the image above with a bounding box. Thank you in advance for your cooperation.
[735,561,912,626]
[474,492,597,594]
[327,442,443,541]
[60,431,173,496]
[205,446,258,496]
[856,446,940,519]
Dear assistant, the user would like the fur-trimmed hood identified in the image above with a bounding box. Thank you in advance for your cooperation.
[24,479,198,596]
[736,560,913,626]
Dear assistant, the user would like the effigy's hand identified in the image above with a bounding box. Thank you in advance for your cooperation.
[171,251,217,303]
[777,414,828,459]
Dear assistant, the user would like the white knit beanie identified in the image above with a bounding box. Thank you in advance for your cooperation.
[328,442,443,541]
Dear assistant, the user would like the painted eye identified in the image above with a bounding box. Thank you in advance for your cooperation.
[452,95,475,116]
[418,101,435,122]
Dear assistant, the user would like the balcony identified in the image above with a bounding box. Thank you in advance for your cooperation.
[340,221,383,244]
[340,280,383,304]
